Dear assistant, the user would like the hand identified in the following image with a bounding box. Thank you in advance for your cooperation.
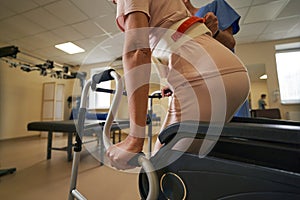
[106,135,144,170]
[204,12,219,35]
[161,86,173,97]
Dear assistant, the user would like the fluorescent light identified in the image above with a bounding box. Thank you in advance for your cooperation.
[55,42,85,54]
[260,74,268,80]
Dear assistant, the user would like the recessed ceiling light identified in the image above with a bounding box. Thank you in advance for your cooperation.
[55,42,85,54]
[260,74,268,80]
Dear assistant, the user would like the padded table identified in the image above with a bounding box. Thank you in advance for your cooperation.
[27,120,129,161]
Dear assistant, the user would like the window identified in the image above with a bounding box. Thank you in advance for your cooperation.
[275,42,300,104]
[89,67,111,109]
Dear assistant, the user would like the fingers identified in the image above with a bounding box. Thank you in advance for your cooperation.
[106,135,145,170]
[106,145,136,170]
[107,154,134,170]
[205,12,217,22]
[204,12,219,35]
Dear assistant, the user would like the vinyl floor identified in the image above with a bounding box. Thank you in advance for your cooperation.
[0,133,156,200]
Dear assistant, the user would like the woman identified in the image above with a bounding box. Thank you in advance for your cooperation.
[107,0,250,170]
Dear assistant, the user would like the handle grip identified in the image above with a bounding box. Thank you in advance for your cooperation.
[164,88,172,94]
[162,88,173,96]
[91,68,115,90]
[95,69,159,200]
[127,152,146,167]
[128,152,159,200]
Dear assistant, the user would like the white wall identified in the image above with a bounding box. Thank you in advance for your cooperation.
[250,81,269,110]
[236,37,300,119]
[0,61,74,140]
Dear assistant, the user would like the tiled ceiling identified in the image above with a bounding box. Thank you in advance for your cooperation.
[0,0,299,67]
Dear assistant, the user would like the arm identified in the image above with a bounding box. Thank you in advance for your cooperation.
[106,11,151,170]
[214,26,236,50]
[204,12,236,50]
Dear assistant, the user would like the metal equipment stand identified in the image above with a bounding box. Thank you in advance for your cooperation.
[147,91,163,157]
[68,69,158,200]
[0,168,16,177]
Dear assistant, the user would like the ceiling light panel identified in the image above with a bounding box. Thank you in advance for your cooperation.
[260,74,268,80]
[55,42,85,54]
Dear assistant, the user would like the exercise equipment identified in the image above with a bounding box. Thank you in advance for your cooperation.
[0,167,16,177]
[68,68,159,200]
[0,45,19,58]
[147,89,172,157]
[0,45,83,80]
[27,120,129,161]
[68,67,300,199]
[138,119,300,199]
[147,90,163,157]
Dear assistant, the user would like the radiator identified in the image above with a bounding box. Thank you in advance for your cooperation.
[286,111,300,121]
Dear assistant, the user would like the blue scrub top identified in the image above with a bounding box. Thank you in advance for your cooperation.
[195,0,240,35]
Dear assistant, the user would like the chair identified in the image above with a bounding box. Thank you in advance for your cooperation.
[251,108,281,119]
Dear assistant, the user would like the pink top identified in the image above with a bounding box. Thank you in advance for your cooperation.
[115,0,190,31]
[115,0,247,87]
[115,0,194,49]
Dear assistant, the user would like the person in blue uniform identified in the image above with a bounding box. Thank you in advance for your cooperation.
[258,94,267,109]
